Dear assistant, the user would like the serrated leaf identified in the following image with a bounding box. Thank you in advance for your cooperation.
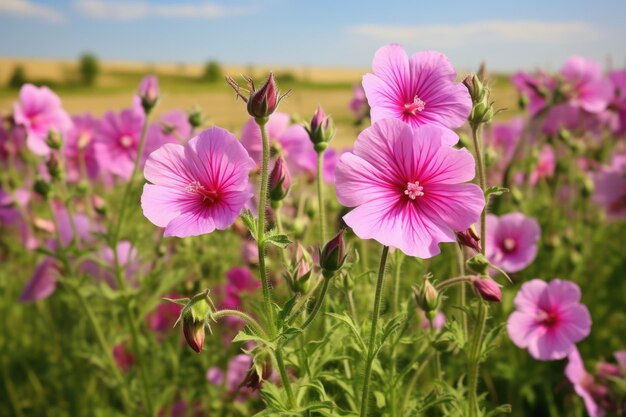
[265,232,291,248]
[240,210,258,241]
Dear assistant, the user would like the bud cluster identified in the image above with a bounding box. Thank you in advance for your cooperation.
[463,73,494,128]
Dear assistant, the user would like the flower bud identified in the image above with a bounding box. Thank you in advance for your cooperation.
[46,130,63,150]
[248,73,278,118]
[138,75,159,113]
[466,254,490,275]
[306,105,336,151]
[188,107,204,129]
[292,258,312,294]
[92,194,106,216]
[463,73,485,104]
[456,226,481,252]
[183,315,205,353]
[33,178,51,199]
[242,357,272,391]
[319,229,347,278]
[472,277,502,303]
[414,280,440,313]
[46,153,64,182]
[269,157,291,202]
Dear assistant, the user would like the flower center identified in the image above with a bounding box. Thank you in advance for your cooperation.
[404,96,426,115]
[404,181,424,200]
[78,132,91,150]
[502,238,517,253]
[536,310,559,327]
[120,135,134,148]
[185,180,219,203]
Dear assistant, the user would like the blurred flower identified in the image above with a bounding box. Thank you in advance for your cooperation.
[592,153,626,219]
[559,56,612,114]
[608,70,626,136]
[349,82,369,118]
[240,240,259,265]
[512,70,557,115]
[141,126,255,237]
[63,114,99,182]
[0,188,38,250]
[529,145,556,185]
[113,343,135,373]
[20,257,60,302]
[565,347,606,417]
[240,112,314,176]
[206,354,264,401]
[0,119,26,162]
[94,106,145,180]
[485,212,540,273]
[13,84,72,156]
[362,44,471,130]
[80,241,139,288]
[147,293,183,334]
[420,310,445,331]
[145,110,191,155]
[507,279,591,360]
[484,117,524,180]
[335,119,484,258]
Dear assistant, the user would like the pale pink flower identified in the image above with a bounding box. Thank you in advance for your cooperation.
[80,241,139,288]
[420,310,445,330]
[240,112,313,176]
[141,126,255,237]
[349,82,369,118]
[145,110,191,155]
[95,106,145,180]
[507,279,591,361]
[13,84,72,156]
[592,153,626,218]
[560,56,612,114]
[63,114,99,182]
[565,347,606,417]
[362,44,471,130]
[529,145,556,185]
[335,119,484,258]
[485,212,540,273]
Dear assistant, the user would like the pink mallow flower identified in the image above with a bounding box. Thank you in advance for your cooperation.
[94,106,145,180]
[485,212,540,273]
[63,114,99,182]
[20,257,60,302]
[147,293,183,334]
[13,84,72,156]
[529,145,556,185]
[141,126,255,237]
[565,347,606,417]
[507,279,591,361]
[608,70,626,136]
[240,112,313,176]
[559,56,613,114]
[145,110,191,155]
[335,118,484,258]
[349,82,369,118]
[592,153,626,219]
[362,44,471,130]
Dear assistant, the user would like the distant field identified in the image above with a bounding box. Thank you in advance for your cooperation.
[0,57,519,148]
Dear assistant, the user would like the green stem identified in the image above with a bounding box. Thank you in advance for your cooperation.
[255,117,274,327]
[400,350,434,412]
[391,251,403,317]
[316,150,327,242]
[212,309,267,339]
[275,348,296,408]
[468,124,489,417]
[456,244,468,334]
[301,277,331,330]
[274,203,292,282]
[434,275,475,292]
[359,245,390,417]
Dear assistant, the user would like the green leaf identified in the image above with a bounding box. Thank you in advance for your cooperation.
[485,186,509,198]
[486,404,512,417]
[240,210,258,241]
[373,391,386,408]
[326,313,366,353]
[264,232,291,248]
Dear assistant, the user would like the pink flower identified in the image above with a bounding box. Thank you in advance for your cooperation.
[13,84,72,156]
[138,75,159,104]
[20,257,60,302]
[95,106,145,180]
[512,70,557,115]
[485,117,523,167]
[145,110,191,155]
[63,114,99,182]
[113,343,135,373]
[363,44,471,130]
[420,310,445,331]
[507,279,591,361]
[565,347,605,417]
[529,145,556,185]
[0,188,38,250]
[608,70,626,136]
[335,119,484,258]
[240,112,313,176]
[485,212,540,273]
[207,354,258,401]
[560,56,612,114]
[0,119,26,162]
[141,126,255,237]
[349,82,369,118]
[146,293,183,334]
[80,241,139,288]
[592,153,626,218]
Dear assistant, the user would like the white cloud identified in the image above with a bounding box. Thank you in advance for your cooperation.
[0,0,65,23]
[347,20,601,48]
[74,0,253,21]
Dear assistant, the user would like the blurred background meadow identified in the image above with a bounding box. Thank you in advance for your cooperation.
[1,1,626,417]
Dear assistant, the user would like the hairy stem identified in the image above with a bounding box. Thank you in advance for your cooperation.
[316,151,327,242]
[359,245,390,417]
[301,277,331,330]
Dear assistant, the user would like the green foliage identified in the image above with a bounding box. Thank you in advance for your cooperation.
[8,65,26,89]
[202,60,223,82]
[79,53,100,85]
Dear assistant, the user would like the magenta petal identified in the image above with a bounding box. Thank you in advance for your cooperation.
[20,258,59,302]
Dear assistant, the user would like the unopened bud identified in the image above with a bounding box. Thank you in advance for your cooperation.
[466,254,490,275]
[183,315,205,353]
[472,277,502,303]
[46,130,63,150]
[319,229,347,278]
[306,105,336,151]
[414,280,440,313]
[293,258,312,294]
[456,226,481,252]
[247,73,280,119]
[188,107,204,129]
[463,73,485,104]
[33,178,51,199]
[269,157,291,201]
[46,153,64,182]
[138,75,159,114]
[92,194,106,216]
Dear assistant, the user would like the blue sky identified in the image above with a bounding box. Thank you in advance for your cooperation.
[1,0,625,71]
